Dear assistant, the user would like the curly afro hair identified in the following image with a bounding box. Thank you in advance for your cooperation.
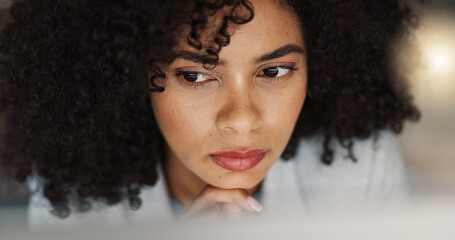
[0,0,420,217]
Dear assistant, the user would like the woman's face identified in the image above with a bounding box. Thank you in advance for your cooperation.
[150,0,307,190]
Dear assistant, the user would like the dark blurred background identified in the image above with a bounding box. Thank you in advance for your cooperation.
[0,0,29,208]
[0,0,29,218]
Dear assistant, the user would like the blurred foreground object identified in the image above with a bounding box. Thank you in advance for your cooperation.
[1,197,455,240]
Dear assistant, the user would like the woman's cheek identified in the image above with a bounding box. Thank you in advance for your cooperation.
[151,93,214,156]
[268,78,306,126]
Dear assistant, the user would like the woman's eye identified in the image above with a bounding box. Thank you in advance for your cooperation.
[179,72,214,83]
[259,67,294,78]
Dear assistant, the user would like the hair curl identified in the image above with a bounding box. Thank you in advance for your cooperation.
[0,0,420,217]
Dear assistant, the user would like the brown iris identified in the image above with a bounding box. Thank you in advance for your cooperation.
[263,67,280,77]
[182,72,200,82]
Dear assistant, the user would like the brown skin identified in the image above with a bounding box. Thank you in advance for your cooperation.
[150,0,307,217]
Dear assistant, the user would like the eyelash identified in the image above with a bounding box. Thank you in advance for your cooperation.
[174,65,298,89]
[258,66,297,82]
[174,71,216,89]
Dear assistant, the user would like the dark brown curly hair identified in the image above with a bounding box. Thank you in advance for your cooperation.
[0,0,420,218]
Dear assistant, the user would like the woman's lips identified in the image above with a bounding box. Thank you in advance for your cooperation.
[209,149,268,171]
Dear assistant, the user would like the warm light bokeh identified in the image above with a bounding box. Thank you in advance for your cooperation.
[395,9,455,194]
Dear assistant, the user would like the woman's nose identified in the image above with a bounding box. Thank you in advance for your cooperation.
[215,82,263,135]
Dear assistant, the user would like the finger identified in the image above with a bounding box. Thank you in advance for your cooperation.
[181,185,263,220]
[220,202,243,220]
[179,186,224,220]
[221,202,243,216]
[179,201,219,221]
[192,185,262,213]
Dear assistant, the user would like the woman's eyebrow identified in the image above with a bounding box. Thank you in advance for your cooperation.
[255,44,304,63]
[173,51,223,65]
[173,44,304,65]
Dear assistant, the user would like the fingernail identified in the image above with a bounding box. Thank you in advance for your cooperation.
[247,196,263,212]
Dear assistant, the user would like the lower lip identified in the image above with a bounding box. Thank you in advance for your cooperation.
[209,152,267,171]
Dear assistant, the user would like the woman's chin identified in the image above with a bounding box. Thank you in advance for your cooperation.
[208,172,263,190]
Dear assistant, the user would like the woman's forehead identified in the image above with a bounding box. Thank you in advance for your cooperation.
[171,0,303,65]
